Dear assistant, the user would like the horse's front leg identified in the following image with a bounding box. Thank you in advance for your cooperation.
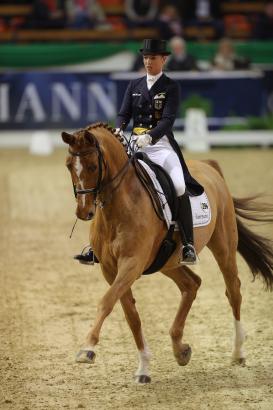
[76,257,143,364]
[120,289,151,384]
[162,266,201,366]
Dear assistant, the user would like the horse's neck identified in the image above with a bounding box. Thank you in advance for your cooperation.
[95,162,143,231]
[99,131,128,175]
[93,133,155,234]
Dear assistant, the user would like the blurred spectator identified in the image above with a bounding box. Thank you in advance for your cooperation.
[213,38,235,70]
[66,0,108,29]
[125,0,158,28]
[0,1,33,31]
[166,37,198,71]
[23,0,66,29]
[212,38,251,70]
[157,5,183,39]
[174,0,223,39]
[178,0,221,22]
[253,0,273,40]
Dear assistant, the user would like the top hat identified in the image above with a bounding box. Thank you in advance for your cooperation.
[139,39,171,56]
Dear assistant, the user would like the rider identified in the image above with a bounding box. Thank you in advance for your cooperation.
[75,38,203,265]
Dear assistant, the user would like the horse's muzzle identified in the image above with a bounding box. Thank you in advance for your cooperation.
[76,210,94,221]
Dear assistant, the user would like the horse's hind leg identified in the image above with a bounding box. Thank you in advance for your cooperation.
[223,258,246,365]
[162,266,201,366]
[120,289,151,384]
[208,230,246,365]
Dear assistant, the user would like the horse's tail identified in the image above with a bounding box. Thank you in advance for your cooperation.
[233,196,273,290]
[203,159,273,291]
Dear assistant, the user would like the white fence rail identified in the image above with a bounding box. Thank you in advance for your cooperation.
[0,130,272,150]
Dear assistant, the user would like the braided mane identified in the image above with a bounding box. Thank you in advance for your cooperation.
[85,122,126,146]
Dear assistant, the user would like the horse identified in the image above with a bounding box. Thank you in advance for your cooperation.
[62,122,273,384]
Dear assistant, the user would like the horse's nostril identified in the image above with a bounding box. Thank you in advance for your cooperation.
[87,212,93,220]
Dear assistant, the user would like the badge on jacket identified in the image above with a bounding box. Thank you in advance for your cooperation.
[154,92,166,110]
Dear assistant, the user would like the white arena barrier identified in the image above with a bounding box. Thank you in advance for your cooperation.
[29,131,54,155]
[184,108,210,152]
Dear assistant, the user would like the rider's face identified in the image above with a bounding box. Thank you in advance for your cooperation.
[143,55,167,75]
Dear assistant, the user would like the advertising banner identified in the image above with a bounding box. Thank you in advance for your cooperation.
[0,71,267,130]
[0,73,117,130]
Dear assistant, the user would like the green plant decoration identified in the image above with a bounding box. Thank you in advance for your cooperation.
[180,94,213,117]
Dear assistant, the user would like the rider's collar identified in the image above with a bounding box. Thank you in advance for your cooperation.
[146,72,163,87]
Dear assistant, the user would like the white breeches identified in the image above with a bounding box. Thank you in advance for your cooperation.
[139,135,186,196]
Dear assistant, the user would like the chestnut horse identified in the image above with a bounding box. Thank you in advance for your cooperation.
[62,123,273,384]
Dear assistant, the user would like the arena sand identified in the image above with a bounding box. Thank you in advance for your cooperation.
[0,147,273,410]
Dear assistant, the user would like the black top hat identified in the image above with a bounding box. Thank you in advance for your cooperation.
[139,39,171,56]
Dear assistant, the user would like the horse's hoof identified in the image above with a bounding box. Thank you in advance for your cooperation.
[134,375,151,384]
[232,357,246,367]
[175,344,192,366]
[75,349,96,364]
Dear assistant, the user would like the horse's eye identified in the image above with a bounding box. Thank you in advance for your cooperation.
[88,164,97,172]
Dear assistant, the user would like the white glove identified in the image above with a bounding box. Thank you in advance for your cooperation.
[136,133,152,148]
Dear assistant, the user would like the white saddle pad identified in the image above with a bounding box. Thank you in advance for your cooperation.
[139,160,211,229]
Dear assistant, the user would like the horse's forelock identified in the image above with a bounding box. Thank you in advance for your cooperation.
[73,129,94,147]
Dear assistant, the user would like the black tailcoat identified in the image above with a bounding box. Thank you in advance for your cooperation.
[116,73,203,195]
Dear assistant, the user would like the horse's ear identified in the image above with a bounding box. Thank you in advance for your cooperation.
[62,131,76,145]
[84,130,96,145]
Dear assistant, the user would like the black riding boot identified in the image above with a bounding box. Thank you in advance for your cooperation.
[74,247,99,265]
[176,194,197,264]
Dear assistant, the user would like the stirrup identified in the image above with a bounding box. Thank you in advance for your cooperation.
[74,246,96,265]
[180,244,197,265]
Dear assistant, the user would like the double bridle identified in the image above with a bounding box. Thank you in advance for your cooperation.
[69,140,131,206]
[69,140,104,198]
